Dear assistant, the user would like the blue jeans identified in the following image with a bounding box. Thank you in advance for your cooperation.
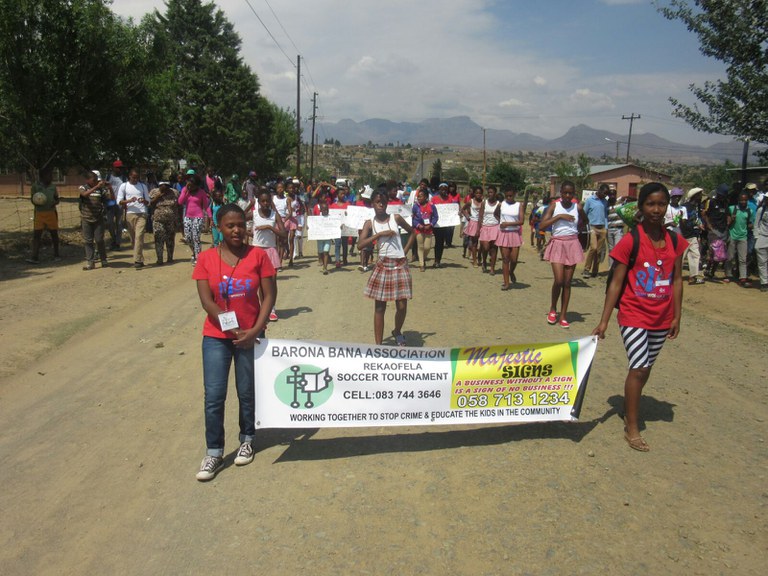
[202,336,255,456]
[606,227,624,266]
[334,236,349,263]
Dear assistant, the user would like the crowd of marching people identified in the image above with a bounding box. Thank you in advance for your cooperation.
[23,163,768,475]
[26,163,768,293]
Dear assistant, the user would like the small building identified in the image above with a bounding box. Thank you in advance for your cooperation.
[549,163,672,200]
[0,167,83,198]
[725,166,768,190]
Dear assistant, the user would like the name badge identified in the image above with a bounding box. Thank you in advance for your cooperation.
[218,311,239,331]
[656,279,670,287]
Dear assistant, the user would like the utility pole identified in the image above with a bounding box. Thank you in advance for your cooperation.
[482,128,487,188]
[420,148,425,180]
[309,92,318,181]
[740,138,750,187]
[622,113,640,163]
[296,55,301,178]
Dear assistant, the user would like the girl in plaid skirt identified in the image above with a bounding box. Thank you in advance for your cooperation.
[358,186,415,346]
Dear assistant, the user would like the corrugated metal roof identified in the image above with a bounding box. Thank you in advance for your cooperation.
[589,164,631,174]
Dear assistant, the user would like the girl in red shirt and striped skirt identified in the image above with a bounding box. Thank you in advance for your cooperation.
[592,182,687,453]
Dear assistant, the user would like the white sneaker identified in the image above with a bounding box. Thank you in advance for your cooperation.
[234,442,254,466]
[196,455,223,481]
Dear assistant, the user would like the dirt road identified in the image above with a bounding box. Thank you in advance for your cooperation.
[1,226,766,575]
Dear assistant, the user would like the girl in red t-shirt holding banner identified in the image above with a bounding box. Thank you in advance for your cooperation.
[592,182,687,453]
[192,204,276,480]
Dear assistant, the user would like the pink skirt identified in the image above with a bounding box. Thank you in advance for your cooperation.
[364,257,412,301]
[544,235,584,266]
[496,228,522,248]
[262,246,281,270]
[463,220,479,237]
[478,224,499,243]
[284,217,298,231]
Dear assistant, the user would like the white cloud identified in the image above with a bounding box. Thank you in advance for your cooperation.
[108,0,732,145]
[568,88,615,110]
[498,98,526,108]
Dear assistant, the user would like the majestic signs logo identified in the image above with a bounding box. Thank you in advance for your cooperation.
[274,365,334,409]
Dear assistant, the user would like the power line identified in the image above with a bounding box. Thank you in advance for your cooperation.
[243,0,322,130]
[260,0,319,92]
[242,0,294,68]
[261,0,300,54]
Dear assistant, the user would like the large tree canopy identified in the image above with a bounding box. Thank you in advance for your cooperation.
[488,160,527,192]
[145,0,295,176]
[0,0,296,176]
[658,0,768,145]
[0,0,162,172]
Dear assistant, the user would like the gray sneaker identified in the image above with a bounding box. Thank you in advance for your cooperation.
[196,455,223,481]
[234,442,254,466]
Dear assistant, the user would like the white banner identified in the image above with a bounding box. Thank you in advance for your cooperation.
[253,337,597,428]
[344,205,375,230]
[386,203,412,219]
[435,203,461,227]
[307,213,344,240]
[341,225,359,238]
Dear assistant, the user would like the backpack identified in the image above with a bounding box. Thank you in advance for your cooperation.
[679,202,698,238]
[605,227,678,309]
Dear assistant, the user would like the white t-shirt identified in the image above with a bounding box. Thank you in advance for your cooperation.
[117,182,150,215]
[252,210,277,249]
[371,215,405,258]
[499,201,521,232]
[482,200,500,226]
[273,195,288,219]
[665,204,684,233]
[551,201,579,237]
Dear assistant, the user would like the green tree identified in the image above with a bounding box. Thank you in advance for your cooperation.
[431,159,442,181]
[657,1,768,146]
[699,159,736,191]
[261,103,298,177]
[146,0,288,176]
[553,154,591,194]
[488,159,527,191]
[444,166,470,182]
[0,0,162,172]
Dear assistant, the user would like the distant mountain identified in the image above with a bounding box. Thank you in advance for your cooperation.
[307,116,758,165]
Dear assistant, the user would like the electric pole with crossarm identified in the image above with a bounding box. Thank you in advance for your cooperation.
[622,113,640,163]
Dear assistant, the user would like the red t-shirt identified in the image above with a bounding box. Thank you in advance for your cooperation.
[330,201,349,210]
[431,194,452,205]
[612,227,688,330]
[192,246,276,338]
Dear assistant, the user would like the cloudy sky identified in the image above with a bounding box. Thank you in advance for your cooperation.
[112,0,731,147]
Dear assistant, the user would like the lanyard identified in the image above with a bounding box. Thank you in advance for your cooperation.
[218,247,242,311]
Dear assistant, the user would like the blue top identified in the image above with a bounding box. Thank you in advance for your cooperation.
[583,195,608,226]
[412,202,438,229]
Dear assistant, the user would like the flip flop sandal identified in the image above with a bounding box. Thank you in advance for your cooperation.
[624,432,650,452]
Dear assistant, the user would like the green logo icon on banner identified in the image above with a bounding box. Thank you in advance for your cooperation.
[275,365,334,409]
